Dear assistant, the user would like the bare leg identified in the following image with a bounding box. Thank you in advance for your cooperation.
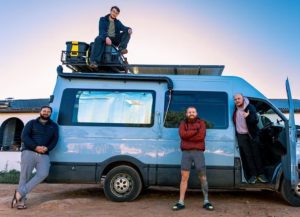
[198,173,209,203]
[179,170,190,202]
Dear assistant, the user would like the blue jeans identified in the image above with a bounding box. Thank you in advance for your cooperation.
[17,150,50,197]
[90,31,131,63]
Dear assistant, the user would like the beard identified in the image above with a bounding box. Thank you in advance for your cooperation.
[40,114,50,120]
[187,115,196,122]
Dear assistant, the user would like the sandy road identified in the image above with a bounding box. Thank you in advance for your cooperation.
[0,183,299,217]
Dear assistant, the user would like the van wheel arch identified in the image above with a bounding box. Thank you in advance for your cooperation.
[99,157,148,190]
[102,160,139,174]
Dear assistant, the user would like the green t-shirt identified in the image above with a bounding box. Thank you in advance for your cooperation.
[108,20,115,37]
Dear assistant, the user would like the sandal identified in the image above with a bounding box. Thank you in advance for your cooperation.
[11,190,18,208]
[172,202,185,211]
[16,204,27,210]
[11,190,21,208]
[203,202,214,211]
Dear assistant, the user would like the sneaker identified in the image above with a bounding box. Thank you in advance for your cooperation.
[203,202,214,211]
[257,174,268,183]
[172,202,185,211]
[120,49,128,55]
[123,57,129,65]
[248,176,257,184]
[89,61,98,68]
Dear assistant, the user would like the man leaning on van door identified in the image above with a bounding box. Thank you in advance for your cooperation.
[233,93,268,184]
[172,106,214,211]
[11,106,59,209]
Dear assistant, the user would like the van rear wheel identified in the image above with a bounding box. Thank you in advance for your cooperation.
[104,165,142,202]
[280,178,300,206]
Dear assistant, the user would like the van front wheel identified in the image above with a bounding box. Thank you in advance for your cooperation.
[104,165,142,202]
[280,178,300,206]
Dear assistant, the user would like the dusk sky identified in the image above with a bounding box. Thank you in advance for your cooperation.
[0,0,299,100]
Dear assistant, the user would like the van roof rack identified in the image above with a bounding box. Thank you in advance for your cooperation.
[61,63,224,75]
[61,41,224,75]
[127,64,224,76]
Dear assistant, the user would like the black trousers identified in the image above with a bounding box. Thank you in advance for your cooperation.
[90,31,130,63]
[237,133,264,177]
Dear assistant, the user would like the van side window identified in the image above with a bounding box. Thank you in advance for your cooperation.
[58,89,155,127]
[164,91,228,129]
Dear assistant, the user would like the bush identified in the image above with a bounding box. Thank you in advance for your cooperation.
[0,170,20,184]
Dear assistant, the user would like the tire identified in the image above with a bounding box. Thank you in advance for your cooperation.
[280,178,300,206]
[104,165,142,202]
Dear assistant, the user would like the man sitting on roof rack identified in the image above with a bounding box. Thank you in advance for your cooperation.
[90,6,132,68]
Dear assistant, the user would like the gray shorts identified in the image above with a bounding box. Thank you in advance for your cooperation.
[181,150,206,173]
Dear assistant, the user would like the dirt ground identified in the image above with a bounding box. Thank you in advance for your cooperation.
[0,183,299,217]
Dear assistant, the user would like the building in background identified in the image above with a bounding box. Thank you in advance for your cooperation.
[0,98,49,172]
[270,99,300,124]
[0,98,49,151]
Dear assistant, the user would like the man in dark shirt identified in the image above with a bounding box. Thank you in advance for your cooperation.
[90,6,132,68]
[233,93,268,184]
[11,106,59,209]
[172,106,214,211]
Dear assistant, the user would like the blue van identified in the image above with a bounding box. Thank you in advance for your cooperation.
[47,65,300,206]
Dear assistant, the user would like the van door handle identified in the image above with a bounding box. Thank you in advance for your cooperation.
[156,112,162,138]
[157,112,161,125]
